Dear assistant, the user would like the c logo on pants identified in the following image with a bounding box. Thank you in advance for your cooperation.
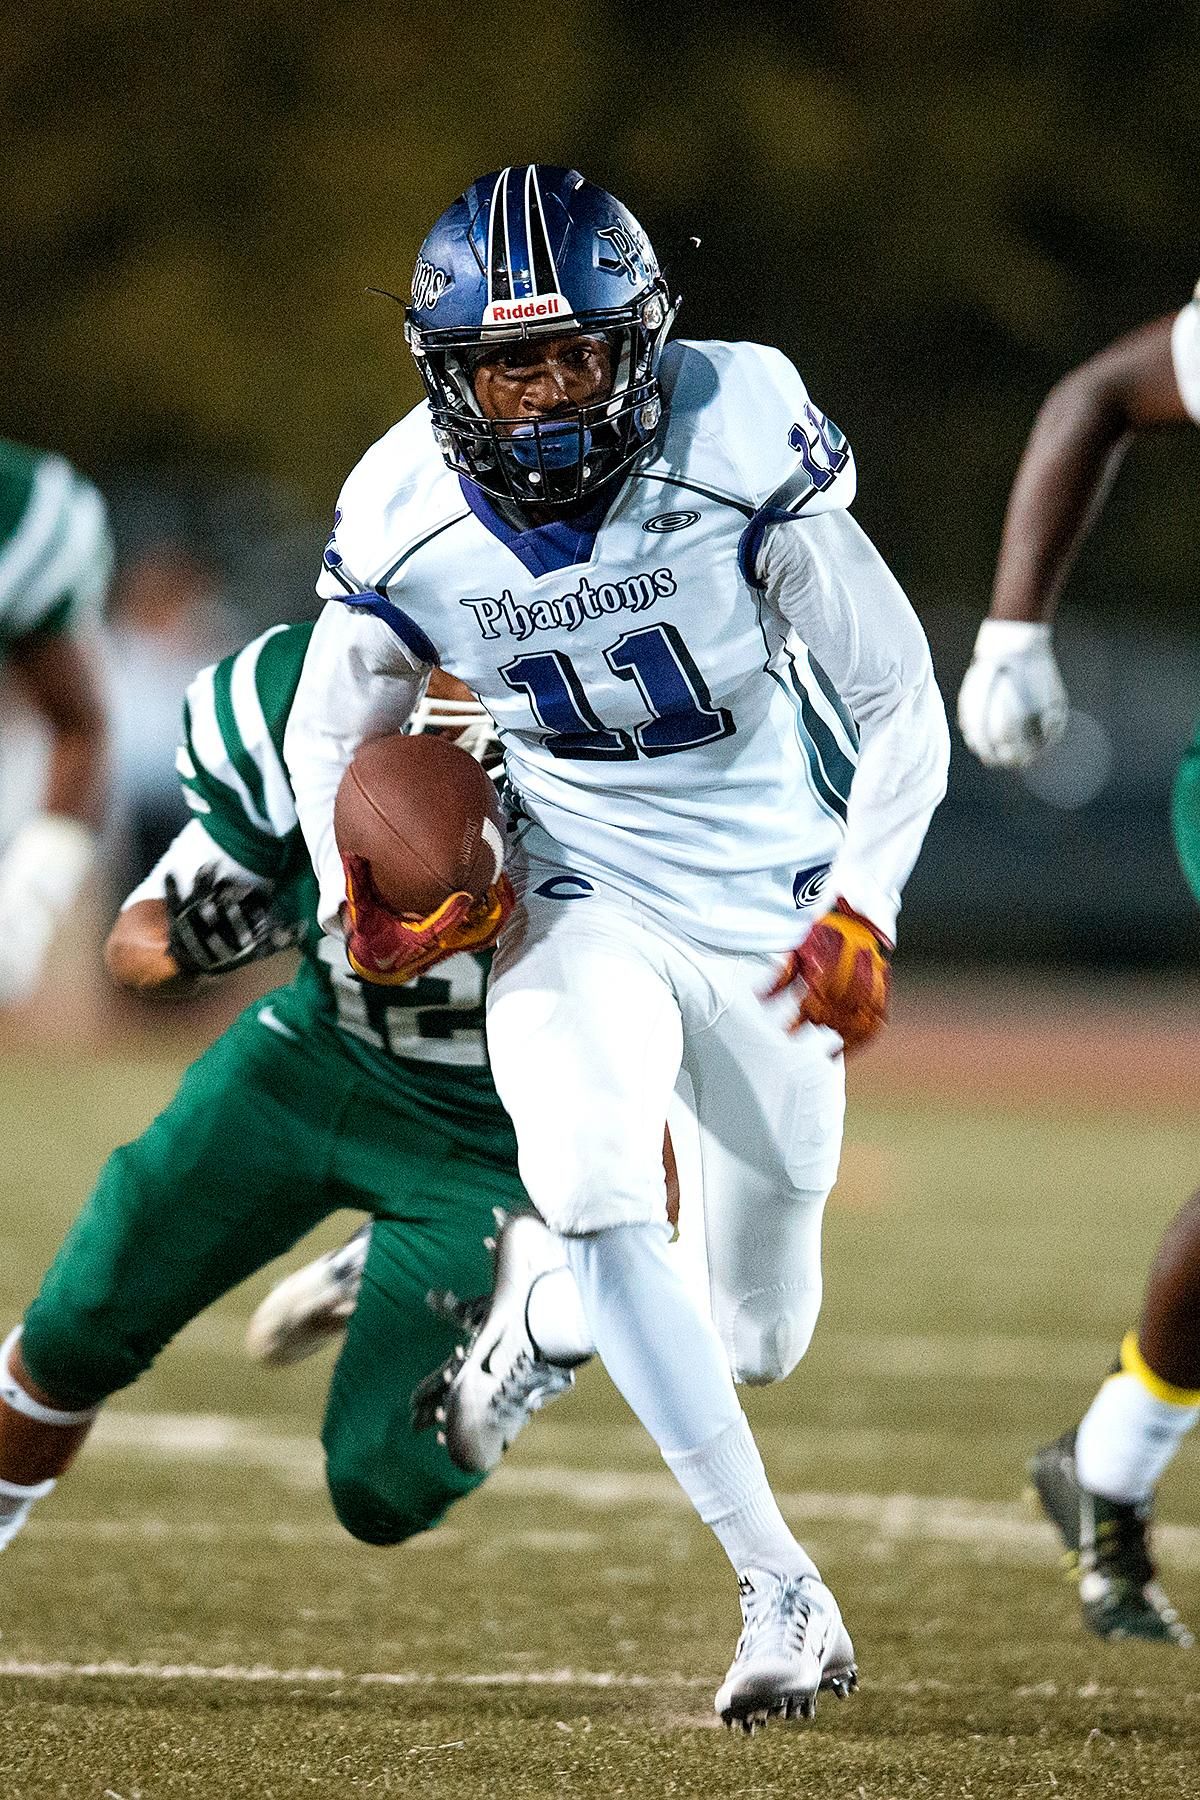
[534,876,595,900]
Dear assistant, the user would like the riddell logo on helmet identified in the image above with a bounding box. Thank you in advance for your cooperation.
[483,294,573,325]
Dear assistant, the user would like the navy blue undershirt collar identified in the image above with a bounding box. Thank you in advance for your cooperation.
[458,476,618,578]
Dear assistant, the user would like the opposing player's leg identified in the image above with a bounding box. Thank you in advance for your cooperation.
[1030,1188,1200,1646]
[484,878,854,1728]
[318,1082,527,1544]
[0,998,351,1547]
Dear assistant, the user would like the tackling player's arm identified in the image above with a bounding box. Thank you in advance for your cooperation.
[959,306,1194,767]
[105,898,182,994]
[758,511,950,1050]
[104,819,297,995]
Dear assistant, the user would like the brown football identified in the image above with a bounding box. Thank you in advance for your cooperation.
[333,733,507,918]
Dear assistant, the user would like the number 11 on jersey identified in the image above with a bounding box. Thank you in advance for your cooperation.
[501,621,735,761]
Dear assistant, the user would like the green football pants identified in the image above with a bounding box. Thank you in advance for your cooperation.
[21,995,526,1545]
[1172,727,1200,909]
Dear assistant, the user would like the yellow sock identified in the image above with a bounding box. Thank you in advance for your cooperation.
[1119,1331,1200,1408]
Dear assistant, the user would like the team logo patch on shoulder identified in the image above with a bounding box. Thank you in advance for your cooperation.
[643,510,700,534]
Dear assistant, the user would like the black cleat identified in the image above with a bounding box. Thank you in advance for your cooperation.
[1029,1429,1193,1647]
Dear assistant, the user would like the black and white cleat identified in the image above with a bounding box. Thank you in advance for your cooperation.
[245,1223,371,1365]
[1029,1429,1194,1647]
[411,1212,582,1472]
[716,1569,858,1734]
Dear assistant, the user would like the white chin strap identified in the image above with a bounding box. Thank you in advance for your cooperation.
[0,1327,99,1427]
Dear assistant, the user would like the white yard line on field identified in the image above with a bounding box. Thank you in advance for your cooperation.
[38,1408,1200,1568]
[0,1659,1196,1707]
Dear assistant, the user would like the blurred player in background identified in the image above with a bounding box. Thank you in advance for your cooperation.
[958,286,1200,1645]
[0,626,543,1555]
[285,163,950,1727]
[0,438,112,1006]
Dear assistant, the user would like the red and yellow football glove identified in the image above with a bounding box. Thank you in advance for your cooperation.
[341,852,514,986]
[765,898,893,1055]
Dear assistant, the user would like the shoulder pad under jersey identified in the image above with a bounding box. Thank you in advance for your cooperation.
[317,402,469,604]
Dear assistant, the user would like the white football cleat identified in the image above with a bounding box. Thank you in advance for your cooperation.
[715,1568,858,1733]
[245,1224,371,1365]
[411,1212,581,1473]
[0,1477,55,1552]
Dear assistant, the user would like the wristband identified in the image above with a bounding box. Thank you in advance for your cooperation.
[971,618,1053,659]
[0,815,96,912]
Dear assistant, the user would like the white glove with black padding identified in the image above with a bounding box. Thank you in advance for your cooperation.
[956,619,1069,768]
[164,866,301,977]
[0,815,97,1007]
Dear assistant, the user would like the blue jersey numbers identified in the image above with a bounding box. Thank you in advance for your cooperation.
[501,622,734,762]
[500,650,635,761]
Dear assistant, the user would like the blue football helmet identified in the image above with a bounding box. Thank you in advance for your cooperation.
[405,165,675,508]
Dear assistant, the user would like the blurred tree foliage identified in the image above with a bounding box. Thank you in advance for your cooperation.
[4,0,1200,611]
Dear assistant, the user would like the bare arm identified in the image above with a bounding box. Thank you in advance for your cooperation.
[104,818,288,997]
[104,898,193,995]
[5,627,108,828]
[991,315,1187,624]
[0,629,110,1005]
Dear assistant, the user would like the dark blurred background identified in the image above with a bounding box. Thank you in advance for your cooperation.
[4,0,1200,963]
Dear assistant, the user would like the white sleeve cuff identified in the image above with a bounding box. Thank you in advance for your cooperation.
[821,866,899,945]
[972,618,1053,660]
[1171,299,1200,425]
[120,819,261,910]
[0,815,96,912]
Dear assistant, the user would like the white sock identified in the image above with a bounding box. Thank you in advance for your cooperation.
[525,1266,595,1366]
[565,1224,812,1576]
[1076,1372,1200,1505]
[0,1474,55,1552]
[664,1414,818,1580]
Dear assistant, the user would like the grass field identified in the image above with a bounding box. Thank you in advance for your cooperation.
[2,998,1200,1799]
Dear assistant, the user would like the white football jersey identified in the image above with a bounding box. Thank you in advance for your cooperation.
[1171,283,1200,423]
[296,339,948,951]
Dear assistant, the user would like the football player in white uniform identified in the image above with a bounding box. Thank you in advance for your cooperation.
[959,289,1200,1646]
[284,165,950,1728]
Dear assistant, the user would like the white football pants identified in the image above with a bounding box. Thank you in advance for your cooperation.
[486,865,845,1386]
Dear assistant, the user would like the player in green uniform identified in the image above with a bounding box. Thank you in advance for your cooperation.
[0,619,566,1553]
[0,437,112,1006]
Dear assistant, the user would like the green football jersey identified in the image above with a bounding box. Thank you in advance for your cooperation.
[0,438,113,649]
[178,619,503,1128]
